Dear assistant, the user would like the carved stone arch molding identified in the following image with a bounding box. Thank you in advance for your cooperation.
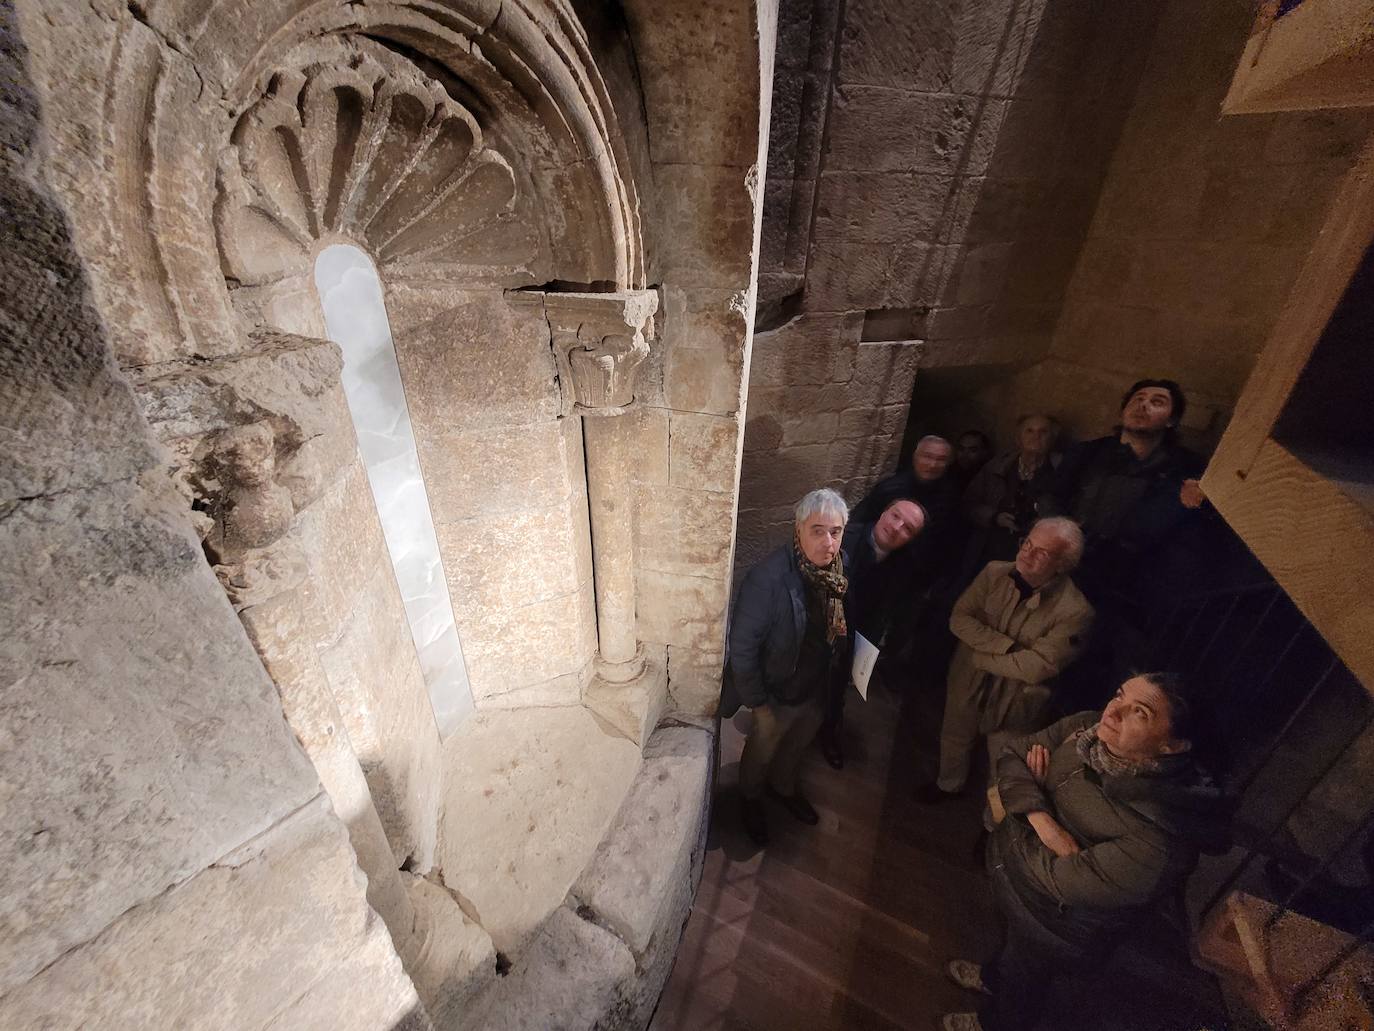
[216,47,539,288]
[91,0,646,362]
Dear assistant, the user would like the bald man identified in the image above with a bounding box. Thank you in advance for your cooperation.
[820,498,929,769]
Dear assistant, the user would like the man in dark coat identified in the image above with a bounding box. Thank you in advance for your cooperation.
[722,488,849,846]
[962,414,1060,573]
[851,434,960,534]
[851,435,964,671]
[1039,379,1207,703]
[939,673,1229,1031]
[1040,379,1205,609]
[819,498,929,769]
[949,429,993,495]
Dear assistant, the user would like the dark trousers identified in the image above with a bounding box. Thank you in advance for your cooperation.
[981,923,1077,1030]
[982,840,1104,1030]
[823,637,852,731]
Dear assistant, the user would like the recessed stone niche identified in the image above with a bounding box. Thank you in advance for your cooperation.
[5,0,767,1025]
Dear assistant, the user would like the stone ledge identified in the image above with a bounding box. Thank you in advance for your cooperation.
[456,720,714,1030]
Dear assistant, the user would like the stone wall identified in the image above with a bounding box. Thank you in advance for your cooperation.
[736,0,1161,571]
[0,3,423,1023]
[4,0,771,1024]
[386,285,599,711]
[620,0,776,715]
[928,0,1373,452]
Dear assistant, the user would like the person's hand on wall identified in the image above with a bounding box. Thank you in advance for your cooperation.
[1179,478,1206,509]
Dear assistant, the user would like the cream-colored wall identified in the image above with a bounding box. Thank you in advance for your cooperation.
[960,0,1372,453]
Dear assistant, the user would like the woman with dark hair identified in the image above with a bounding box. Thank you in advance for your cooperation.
[939,672,1230,1031]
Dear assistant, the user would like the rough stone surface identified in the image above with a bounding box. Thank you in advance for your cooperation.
[637,568,731,657]
[465,906,637,1031]
[239,593,417,947]
[637,486,738,582]
[317,557,443,869]
[666,645,729,716]
[6,0,766,1025]
[572,726,713,955]
[0,480,321,994]
[462,721,715,1031]
[402,874,498,1027]
[436,707,641,955]
[584,659,670,749]
[0,797,423,1030]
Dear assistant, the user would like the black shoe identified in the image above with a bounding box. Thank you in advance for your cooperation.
[741,797,770,845]
[820,730,844,770]
[768,786,820,825]
[915,782,961,805]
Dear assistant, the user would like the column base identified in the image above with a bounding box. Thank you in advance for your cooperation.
[584,651,667,750]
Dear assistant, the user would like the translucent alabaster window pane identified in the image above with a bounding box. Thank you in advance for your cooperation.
[315,244,474,736]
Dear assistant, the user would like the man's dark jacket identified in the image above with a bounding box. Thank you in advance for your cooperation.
[850,470,960,582]
[720,544,813,717]
[1041,435,1203,603]
[851,469,959,531]
[842,519,917,645]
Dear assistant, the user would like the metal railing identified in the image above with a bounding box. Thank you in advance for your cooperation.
[1138,559,1374,1022]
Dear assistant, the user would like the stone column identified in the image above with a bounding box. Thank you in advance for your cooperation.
[546,291,659,688]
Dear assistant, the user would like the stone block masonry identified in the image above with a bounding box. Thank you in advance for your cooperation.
[6,0,770,1025]
[740,0,1155,571]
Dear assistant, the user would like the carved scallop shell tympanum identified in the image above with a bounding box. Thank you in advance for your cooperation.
[217,55,534,285]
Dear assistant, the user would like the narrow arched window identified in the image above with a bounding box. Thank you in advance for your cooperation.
[314,244,473,735]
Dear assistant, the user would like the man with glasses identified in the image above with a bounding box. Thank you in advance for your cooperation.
[918,517,1094,803]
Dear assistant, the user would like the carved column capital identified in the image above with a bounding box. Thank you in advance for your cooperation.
[545,290,658,414]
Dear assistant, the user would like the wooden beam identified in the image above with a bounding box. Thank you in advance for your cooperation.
[1206,439,1374,693]
[1205,138,1374,508]
[1223,0,1374,115]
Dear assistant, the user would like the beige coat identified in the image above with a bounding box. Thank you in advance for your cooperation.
[946,561,1095,734]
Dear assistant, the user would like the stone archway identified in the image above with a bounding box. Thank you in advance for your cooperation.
[8,0,772,1023]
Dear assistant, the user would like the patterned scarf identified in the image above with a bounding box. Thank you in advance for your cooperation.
[794,532,848,643]
[1076,724,1165,778]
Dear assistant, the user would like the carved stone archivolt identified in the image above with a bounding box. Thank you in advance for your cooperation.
[216,52,536,285]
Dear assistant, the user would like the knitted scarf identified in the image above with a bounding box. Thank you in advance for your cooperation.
[794,532,848,643]
[1076,724,1190,779]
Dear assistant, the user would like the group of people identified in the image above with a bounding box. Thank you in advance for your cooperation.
[719,378,1228,1031]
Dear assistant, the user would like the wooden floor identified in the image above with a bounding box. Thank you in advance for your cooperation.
[650,667,1229,1031]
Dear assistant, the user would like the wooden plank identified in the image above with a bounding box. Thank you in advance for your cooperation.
[1222,0,1374,115]
[1205,137,1374,508]
[1207,438,1374,692]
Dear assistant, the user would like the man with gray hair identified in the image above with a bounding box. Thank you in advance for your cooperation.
[852,434,958,530]
[721,488,849,845]
[919,516,1095,803]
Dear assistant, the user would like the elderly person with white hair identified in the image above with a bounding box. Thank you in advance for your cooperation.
[721,488,849,846]
[919,517,1095,803]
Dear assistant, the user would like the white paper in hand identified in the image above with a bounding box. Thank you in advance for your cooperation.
[850,632,879,701]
